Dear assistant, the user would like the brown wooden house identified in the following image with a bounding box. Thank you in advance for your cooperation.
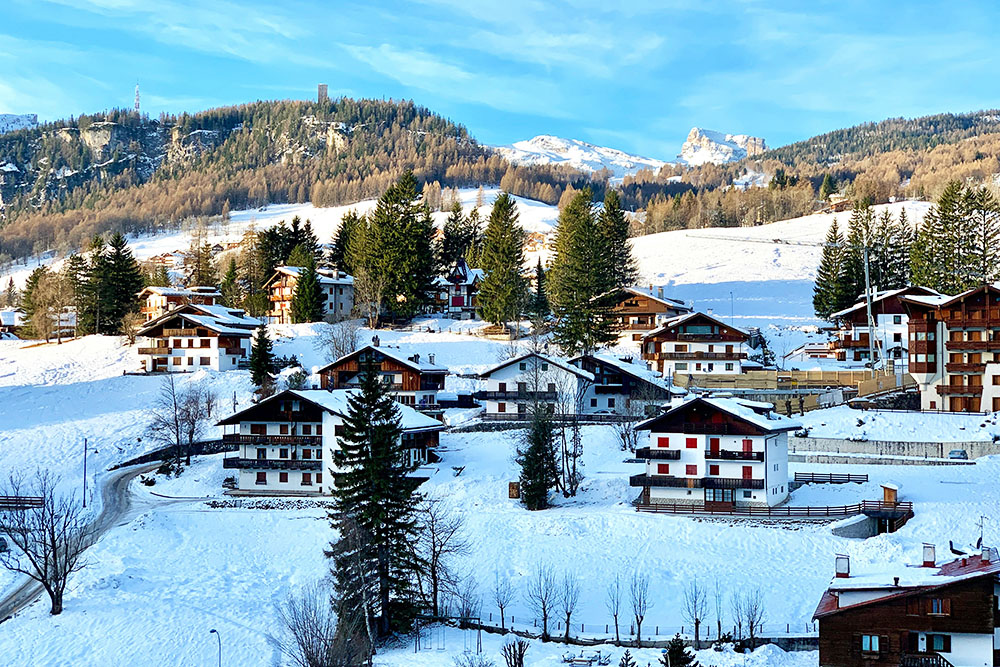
[814,545,1000,667]
[606,286,692,340]
[317,344,447,414]
[136,303,260,373]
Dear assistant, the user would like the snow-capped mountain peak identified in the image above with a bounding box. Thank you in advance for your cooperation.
[0,113,38,135]
[678,127,766,166]
[493,135,669,180]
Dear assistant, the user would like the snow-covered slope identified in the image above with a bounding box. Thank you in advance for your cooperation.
[0,113,38,134]
[679,127,767,166]
[494,135,669,179]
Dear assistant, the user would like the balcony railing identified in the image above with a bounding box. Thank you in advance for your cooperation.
[935,385,984,395]
[480,391,558,400]
[138,347,170,355]
[900,653,955,667]
[945,340,1000,351]
[634,447,682,460]
[163,328,199,337]
[676,333,745,342]
[629,474,764,490]
[704,450,764,462]
[649,352,747,361]
[944,362,986,373]
[222,433,323,445]
[942,317,1000,329]
[223,457,322,471]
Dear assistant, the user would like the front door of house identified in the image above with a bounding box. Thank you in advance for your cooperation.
[704,488,734,510]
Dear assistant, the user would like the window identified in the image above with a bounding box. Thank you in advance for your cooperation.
[686,437,697,449]
[315,449,322,460]
[607,398,616,408]
[280,424,289,435]
[893,315,902,325]
[256,448,267,460]
[279,448,288,458]
[725,363,734,371]
[200,357,210,366]
[255,472,267,485]
[590,398,598,407]
[250,424,266,435]
[547,383,556,392]
[302,473,312,486]
[861,635,879,653]
[893,333,902,343]
[928,634,951,653]
[675,363,688,371]
[316,473,322,484]
[743,491,752,498]
[200,338,210,347]
[279,472,288,483]
[657,437,670,448]
[302,424,312,435]
[519,362,527,371]
[709,464,719,475]
[187,357,194,366]
[316,425,322,435]
[707,363,714,372]
[498,402,506,413]
[685,465,697,475]
[303,449,312,460]
[541,363,548,371]
[928,598,951,616]
[172,356,181,365]
[657,464,670,475]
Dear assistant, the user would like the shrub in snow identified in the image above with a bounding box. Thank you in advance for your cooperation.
[660,633,699,666]
[453,654,495,667]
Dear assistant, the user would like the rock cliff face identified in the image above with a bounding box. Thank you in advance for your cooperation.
[678,128,766,166]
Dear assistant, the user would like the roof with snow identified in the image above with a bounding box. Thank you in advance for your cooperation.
[643,311,750,339]
[264,266,355,289]
[436,259,484,287]
[635,395,800,433]
[217,388,444,432]
[318,344,449,375]
[830,285,940,319]
[479,352,595,382]
[0,309,24,327]
[137,285,222,298]
[813,547,1000,619]
[137,303,261,337]
[620,285,690,309]
[571,353,683,394]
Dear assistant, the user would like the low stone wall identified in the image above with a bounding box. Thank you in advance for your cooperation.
[791,436,999,460]
[789,453,973,466]
[831,515,878,538]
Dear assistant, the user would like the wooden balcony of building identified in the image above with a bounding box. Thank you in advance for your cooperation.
[137,346,171,355]
[629,474,764,490]
[634,447,682,460]
[944,362,986,373]
[900,653,955,667]
[945,340,1000,351]
[935,384,984,395]
[222,433,323,446]
[222,457,322,471]
[479,390,558,401]
[704,449,764,462]
[839,334,871,348]
[162,328,201,337]
[942,315,1000,329]
[646,351,747,361]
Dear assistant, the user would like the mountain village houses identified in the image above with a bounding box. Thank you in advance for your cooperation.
[431,258,483,320]
[136,303,260,372]
[606,285,692,340]
[813,545,1000,667]
[630,396,797,509]
[218,389,444,495]
[478,352,595,419]
[137,285,221,322]
[264,265,355,325]
[318,344,448,415]
[641,311,752,376]
[569,353,677,414]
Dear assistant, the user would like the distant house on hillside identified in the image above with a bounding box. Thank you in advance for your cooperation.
[641,311,750,377]
[264,265,354,324]
[631,396,797,509]
[478,352,595,419]
[136,303,259,372]
[831,285,940,369]
[813,545,1000,667]
[0,308,24,337]
[317,344,447,415]
[137,285,221,322]
[605,285,691,340]
[431,258,483,320]
[217,389,444,495]
[569,353,678,415]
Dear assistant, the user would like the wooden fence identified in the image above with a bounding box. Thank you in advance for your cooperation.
[793,472,869,484]
[635,500,911,518]
[0,496,44,511]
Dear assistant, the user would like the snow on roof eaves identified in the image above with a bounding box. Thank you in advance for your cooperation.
[831,286,941,319]
[624,286,689,308]
[139,286,222,298]
[481,352,595,381]
[273,265,355,285]
[321,345,448,374]
[644,311,749,339]
[584,353,670,391]
[636,396,799,432]
[825,549,1000,596]
[292,390,444,431]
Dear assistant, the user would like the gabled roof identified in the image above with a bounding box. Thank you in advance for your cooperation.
[216,388,444,432]
[570,353,678,394]
[263,265,355,289]
[137,303,261,337]
[900,282,1000,311]
[137,285,222,299]
[437,258,484,287]
[621,286,690,310]
[643,311,750,339]
[479,352,595,382]
[831,285,940,320]
[317,344,449,375]
[635,396,800,433]
[813,547,1000,619]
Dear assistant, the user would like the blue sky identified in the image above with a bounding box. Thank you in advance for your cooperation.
[2,0,999,158]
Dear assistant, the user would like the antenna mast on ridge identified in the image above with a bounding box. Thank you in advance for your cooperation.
[134,82,140,114]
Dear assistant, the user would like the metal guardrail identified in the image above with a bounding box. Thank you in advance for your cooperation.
[636,500,912,517]
[222,457,322,471]
[0,496,44,511]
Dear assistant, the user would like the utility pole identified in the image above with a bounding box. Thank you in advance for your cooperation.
[863,247,877,370]
[82,437,88,508]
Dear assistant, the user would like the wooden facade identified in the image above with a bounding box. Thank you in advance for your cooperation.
[608,287,690,340]
[642,312,750,375]
[317,345,447,412]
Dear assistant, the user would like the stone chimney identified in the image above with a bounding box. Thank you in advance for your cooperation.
[429,353,435,365]
[657,286,664,299]
[982,546,992,563]
[923,543,936,567]
[411,353,420,363]
[835,554,850,578]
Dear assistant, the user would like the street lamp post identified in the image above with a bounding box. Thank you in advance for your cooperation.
[82,438,88,508]
[209,628,221,667]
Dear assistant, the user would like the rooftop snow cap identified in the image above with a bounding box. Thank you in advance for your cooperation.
[923,543,936,568]
[835,554,850,579]
[983,546,992,563]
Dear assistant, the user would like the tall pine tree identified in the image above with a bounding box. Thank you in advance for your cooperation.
[328,358,422,637]
[813,218,848,320]
[912,181,966,294]
[477,192,527,327]
[248,326,274,386]
[219,258,241,308]
[330,209,363,273]
[290,256,325,323]
[598,190,639,289]
[517,409,559,511]
[101,232,144,334]
[528,258,550,319]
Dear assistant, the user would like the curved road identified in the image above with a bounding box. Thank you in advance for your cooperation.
[0,461,164,622]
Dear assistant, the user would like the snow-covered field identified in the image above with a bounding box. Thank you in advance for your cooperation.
[2,320,999,666]
[798,405,1000,443]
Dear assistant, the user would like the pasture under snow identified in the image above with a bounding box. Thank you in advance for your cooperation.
[1,321,998,666]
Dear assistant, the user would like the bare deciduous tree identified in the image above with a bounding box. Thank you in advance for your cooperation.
[455,574,481,628]
[412,497,469,618]
[453,654,496,667]
[559,571,580,642]
[119,311,144,346]
[713,579,724,642]
[683,578,709,647]
[739,588,766,649]
[526,564,557,640]
[314,318,361,363]
[500,637,529,667]
[605,572,624,644]
[614,385,662,452]
[179,383,216,465]
[352,268,385,329]
[273,583,364,667]
[629,572,651,647]
[30,270,72,343]
[147,374,184,471]
[0,471,94,615]
[492,570,515,632]
[730,590,744,641]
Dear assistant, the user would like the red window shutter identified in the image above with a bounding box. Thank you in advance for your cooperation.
[498,403,506,413]
[709,437,720,450]
[657,436,670,448]
[686,437,697,449]
[657,463,670,475]
[742,438,752,452]
[451,296,464,306]
[686,464,697,475]
[709,464,719,475]
[742,466,753,480]
[942,598,951,615]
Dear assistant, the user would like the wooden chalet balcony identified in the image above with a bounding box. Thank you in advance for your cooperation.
[480,390,558,400]
[629,474,764,490]
[222,433,323,446]
[648,351,747,361]
[634,447,682,460]
[945,340,1000,351]
[704,449,764,462]
[942,316,1000,329]
[618,321,657,331]
[138,346,171,355]
[676,333,745,342]
[935,384,983,396]
[223,457,322,471]
[163,328,199,337]
[222,347,245,356]
[944,362,986,373]
[839,335,870,348]
[900,653,955,667]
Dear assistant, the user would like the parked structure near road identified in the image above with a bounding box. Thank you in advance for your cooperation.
[830,286,940,369]
[478,352,594,419]
[136,303,260,372]
[318,344,447,415]
[641,311,751,376]
[218,389,444,495]
[431,258,483,320]
[813,545,1000,667]
[631,396,798,509]
[605,285,691,340]
[137,285,221,322]
[264,265,354,324]
[569,353,679,415]
[901,285,1000,412]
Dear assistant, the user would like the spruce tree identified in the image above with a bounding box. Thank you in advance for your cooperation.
[912,181,965,293]
[249,326,274,386]
[819,173,837,200]
[2,278,17,309]
[464,207,484,267]
[813,218,847,320]
[286,243,314,268]
[841,203,875,306]
[660,634,699,666]
[529,258,550,319]
[147,264,171,287]
[330,210,362,273]
[328,358,422,637]
[290,256,325,323]
[219,258,241,307]
[102,232,144,334]
[963,187,1000,286]
[598,189,639,289]
[19,266,49,331]
[618,649,638,667]
[439,199,469,270]
[517,409,559,511]
[477,192,527,327]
